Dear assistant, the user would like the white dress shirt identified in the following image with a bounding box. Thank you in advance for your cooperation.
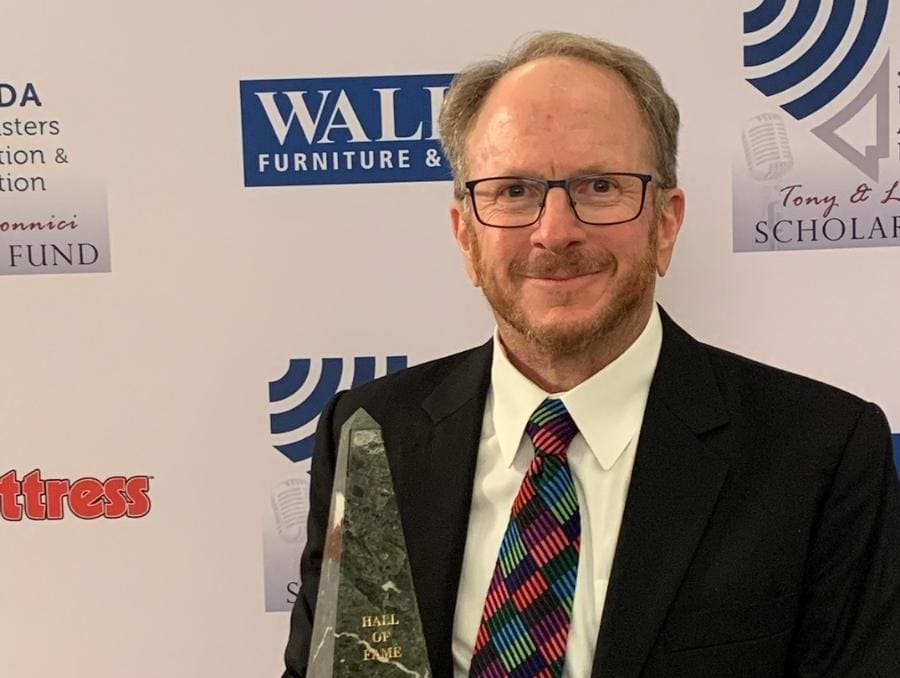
[451,307,663,677]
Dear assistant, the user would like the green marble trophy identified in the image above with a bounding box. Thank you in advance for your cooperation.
[306,408,432,677]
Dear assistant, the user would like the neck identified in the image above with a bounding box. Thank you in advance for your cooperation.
[497,303,654,393]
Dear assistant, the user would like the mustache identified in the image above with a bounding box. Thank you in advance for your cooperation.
[509,249,616,277]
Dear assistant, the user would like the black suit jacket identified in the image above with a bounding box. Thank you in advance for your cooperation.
[284,310,900,677]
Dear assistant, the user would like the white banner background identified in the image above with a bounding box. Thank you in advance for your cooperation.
[2,2,897,676]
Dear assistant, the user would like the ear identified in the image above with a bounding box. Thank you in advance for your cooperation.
[654,187,685,277]
[450,201,480,286]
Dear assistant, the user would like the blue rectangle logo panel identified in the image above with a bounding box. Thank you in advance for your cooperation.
[240,74,454,187]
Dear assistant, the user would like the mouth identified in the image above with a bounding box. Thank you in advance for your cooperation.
[523,269,608,288]
[512,252,617,287]
[527,270,601,281]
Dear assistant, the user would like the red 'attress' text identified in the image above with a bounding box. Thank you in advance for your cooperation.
[0,469,151,520]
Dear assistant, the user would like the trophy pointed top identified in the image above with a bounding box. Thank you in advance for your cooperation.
[345,407,381,431]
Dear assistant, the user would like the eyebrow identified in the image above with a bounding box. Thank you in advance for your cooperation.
[487,165,618,178]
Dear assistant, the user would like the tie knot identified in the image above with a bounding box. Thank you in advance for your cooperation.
[525,398,579,460]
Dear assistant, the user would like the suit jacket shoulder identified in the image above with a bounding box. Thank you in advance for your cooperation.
[705,338,882,456]
[328,340,493,434]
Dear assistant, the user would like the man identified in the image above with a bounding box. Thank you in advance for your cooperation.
[284,32,900,677]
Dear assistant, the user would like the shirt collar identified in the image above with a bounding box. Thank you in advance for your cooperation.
[490,306,663,470]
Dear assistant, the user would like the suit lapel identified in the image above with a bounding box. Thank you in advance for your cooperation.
[592,312,730,677]
[386,342,492,677]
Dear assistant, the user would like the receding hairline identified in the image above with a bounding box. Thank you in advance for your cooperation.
[463,55,656,171]
[439,32,681,201]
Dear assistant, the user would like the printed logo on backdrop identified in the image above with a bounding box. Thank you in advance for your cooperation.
[240,74,453,187]
[268,355,409,462]
[734,0,900,251]
[0,469,151,521]
[0,81,110,275]
[894,433,900,470]
[262,354,408,612]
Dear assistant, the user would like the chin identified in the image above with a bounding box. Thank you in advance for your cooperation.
[513,292,651,356]
[511,309,606,354]
[521,322,604,357]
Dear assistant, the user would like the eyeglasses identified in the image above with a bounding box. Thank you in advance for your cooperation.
[464,173,653,228]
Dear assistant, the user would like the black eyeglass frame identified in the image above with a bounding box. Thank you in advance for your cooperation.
[464,172,654,228]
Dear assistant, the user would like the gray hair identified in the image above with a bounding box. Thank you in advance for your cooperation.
[439,31,680,201]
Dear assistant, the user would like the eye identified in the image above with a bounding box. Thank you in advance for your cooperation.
[571,175,622,200]
[500,182,528,198]
[590,177,613,193]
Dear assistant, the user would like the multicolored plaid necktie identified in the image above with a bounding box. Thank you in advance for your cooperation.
[470,398,581,678]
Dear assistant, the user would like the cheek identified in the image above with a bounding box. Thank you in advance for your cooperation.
[619,224,657,257]
[477,233,524,269]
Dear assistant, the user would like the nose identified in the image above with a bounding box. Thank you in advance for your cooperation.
[530,185,587,252]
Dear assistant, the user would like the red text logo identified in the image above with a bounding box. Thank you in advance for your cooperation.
[0,469,151,521]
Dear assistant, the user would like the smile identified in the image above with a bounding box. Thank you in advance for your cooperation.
[524,270,605,284]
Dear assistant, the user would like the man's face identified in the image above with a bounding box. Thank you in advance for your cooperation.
[451,56,684,357]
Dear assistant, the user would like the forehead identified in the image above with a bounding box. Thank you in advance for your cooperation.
[466,56,653,177]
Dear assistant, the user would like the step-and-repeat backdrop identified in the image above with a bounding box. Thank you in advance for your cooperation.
[3,2,898,676]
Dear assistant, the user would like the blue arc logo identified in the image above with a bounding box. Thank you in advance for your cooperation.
[893,434,900,472]
[743,0,888,120]
[742,0,892,180]
[268,355,408,462]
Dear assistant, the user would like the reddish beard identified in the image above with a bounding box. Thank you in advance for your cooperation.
[467,221,658,357]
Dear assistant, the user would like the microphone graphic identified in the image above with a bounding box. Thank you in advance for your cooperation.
[741,113,795,250]
[742,112,794,181]
[271,477,309,543]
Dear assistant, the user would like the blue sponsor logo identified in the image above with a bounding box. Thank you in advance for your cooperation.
[240,74,453,187]
[893,433,900,473]
[741,0,891,179]
[268,355,408,462]
[743,0,887,120]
